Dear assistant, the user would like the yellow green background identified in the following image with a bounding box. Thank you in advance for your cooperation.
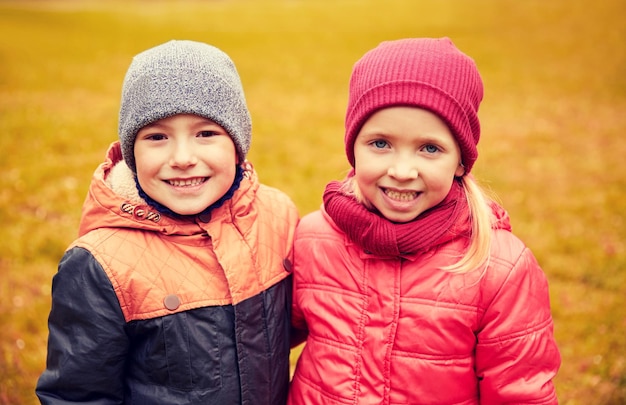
[1,0,624,403]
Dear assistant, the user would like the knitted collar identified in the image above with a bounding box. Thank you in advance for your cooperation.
[323,179,470,256]
[135,165,244,220]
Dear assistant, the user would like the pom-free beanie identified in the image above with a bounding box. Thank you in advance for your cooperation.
[344,37,484,173]
[118,40,251,172]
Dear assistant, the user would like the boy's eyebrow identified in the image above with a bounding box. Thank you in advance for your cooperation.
[196,118,219,125]
[139,117,219,131]
[140,121,166,130]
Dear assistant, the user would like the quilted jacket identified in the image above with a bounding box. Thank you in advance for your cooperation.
[36,142,299,404]
[289,205,560,405]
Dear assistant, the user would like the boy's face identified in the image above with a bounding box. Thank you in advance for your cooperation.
[353,106,464,223]
[134,113,237,216]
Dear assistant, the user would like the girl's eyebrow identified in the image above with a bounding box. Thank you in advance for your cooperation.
[359,128,392,138]
[362,131,447,143]
[418,135,446,143]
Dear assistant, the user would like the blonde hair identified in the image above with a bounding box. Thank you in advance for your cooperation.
[340,175,495,274]
[440,175,493,274]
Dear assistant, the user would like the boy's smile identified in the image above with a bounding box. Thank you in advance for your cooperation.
[167,177,208,187]
[134,113,238,216]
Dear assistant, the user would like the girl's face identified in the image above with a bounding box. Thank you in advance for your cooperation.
[134,113,237,216]
[353,106,465,223]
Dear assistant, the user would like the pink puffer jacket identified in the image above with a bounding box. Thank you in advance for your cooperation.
[289,206,560,405]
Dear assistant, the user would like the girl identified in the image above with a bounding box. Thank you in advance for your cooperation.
[36,40,298,404]
[289,38,560,404]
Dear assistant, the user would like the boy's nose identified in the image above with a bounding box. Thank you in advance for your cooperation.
[169,141,198,168]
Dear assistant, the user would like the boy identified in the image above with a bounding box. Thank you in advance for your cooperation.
[37,40,298,404]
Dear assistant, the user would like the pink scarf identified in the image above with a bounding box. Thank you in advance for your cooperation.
[323,180,471,256]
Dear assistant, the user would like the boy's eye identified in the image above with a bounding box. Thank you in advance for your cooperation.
[198,130,219,138]
[424,144,439,153]
[147,133,166,141]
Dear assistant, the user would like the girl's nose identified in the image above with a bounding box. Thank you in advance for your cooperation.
[387,158,418,180]
[169,140,199,168]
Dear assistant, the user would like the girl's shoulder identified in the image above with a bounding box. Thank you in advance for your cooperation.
[490,226,529,265]
[295,209,342,241]
[486,200,530,267]
[485,228,547,295]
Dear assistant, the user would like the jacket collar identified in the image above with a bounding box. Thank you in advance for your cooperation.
[77,141,259,238]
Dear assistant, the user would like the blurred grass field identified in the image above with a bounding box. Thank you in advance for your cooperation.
[1,0,625,403]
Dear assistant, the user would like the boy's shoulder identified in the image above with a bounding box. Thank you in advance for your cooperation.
[255,183,298,211]
[70,226,139,255]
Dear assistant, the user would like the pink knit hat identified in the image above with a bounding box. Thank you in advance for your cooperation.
[345,37,484,173]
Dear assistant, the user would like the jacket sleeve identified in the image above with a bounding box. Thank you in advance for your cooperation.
[36,246,129,404]
[475,246,561,404]
[290,266,309,348]
[290,229,309,348]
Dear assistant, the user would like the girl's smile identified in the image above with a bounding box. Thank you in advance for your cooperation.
[382,188,420,202]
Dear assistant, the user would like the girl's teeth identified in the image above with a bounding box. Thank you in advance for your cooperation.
[385,189,417,201]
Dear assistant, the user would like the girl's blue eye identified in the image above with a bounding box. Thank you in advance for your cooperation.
[424,144,439,153]
[373,140,388,148]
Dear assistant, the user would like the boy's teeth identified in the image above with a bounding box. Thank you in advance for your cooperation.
[385,189,417,201]
[170,178,204,187]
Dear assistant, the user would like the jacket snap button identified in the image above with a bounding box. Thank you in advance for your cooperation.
[163,294,181,311]
[282,258,293,272]
[197,212,212,223]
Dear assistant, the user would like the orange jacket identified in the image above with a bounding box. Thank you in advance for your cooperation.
[37,142,299,404]
[76,142,297,319]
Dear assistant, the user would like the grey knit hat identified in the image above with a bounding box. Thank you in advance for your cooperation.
[118,40,251,172]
